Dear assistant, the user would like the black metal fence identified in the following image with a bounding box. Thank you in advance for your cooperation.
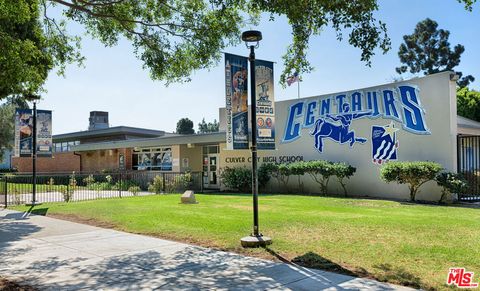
[0,171,203,207]
[457,135,480,202]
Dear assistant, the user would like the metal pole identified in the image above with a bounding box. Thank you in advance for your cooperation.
[32,101,37,204]
[249,45,259,237]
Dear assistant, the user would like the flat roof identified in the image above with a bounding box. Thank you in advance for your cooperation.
[71,131,226,151]
[53,126,168,142]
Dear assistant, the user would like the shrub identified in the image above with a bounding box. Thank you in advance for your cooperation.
[148,175,164,194]
[380,161,442,202]
[128,186,141,196]
[220,167,251,192]
[258,163,275,189]
[332,163,356,197]
[113,179,138,191]
[435,172,468,203]
[83,174,95,187]
[288,162,307,193]
[90,182,112,191]
[46,177,55,193]
[304,160,336,195]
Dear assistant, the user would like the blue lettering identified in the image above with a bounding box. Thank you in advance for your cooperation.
[283,102,304,142]
[383,90,399,119]
[351,92,362,112]
[336,94,346,113]
[366,91,381,117]
[304,101,317,127]
[321,98,331,116]
[399,86,430,134]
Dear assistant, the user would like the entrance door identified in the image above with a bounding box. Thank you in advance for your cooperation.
[203,154,219,189]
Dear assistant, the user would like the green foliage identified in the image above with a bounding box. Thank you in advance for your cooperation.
[220,165,273,192]
[113,179,138,191]
[198,118,219,133]
[59,172,77,202]
[176,118,195,134]
[435,172,468,203]
[0,97,28,160]
[380,161,443,201]
[333,163,357,197]
[304,160,336,195]
[82,174,95,187]
[457,87,480,122]
[148,175,164,194]
[128,186,141,196]
[220,167,251,193]
[396,18,474,87]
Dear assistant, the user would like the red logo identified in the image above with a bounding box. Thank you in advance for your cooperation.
[447,268,479,288]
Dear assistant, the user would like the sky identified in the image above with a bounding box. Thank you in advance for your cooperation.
[36,0,480,134]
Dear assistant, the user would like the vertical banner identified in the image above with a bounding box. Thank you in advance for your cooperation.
[36,110,52,157]
[15,109,33,157]
[255,60,276,150]
[225,53,249,150]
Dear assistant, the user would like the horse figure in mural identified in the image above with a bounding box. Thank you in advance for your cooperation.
[310,104,371,153]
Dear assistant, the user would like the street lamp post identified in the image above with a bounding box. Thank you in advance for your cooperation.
[25,94,41,206]
[240,30,272,248]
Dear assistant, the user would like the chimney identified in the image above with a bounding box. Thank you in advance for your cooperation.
[88,111,109,130]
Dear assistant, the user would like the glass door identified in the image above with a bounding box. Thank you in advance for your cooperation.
[203,154,219,189]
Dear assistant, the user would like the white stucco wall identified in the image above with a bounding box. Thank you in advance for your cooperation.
[219,72,458,201]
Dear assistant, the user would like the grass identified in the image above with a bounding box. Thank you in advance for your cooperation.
[12,194,480,290]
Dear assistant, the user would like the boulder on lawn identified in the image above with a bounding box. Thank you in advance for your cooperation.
[181,190,198,204]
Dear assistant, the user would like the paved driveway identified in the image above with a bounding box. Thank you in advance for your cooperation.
[0,208,414,290]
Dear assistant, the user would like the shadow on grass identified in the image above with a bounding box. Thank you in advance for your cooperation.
[27,206,49,216]
[290,252,425,290]
[291,251,359,277]
[373,263,423,290]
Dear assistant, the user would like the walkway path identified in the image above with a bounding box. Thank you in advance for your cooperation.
[0,209,414,290]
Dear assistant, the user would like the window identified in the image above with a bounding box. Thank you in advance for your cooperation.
[133,147,173,171]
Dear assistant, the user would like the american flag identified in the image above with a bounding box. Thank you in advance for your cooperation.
[286,72,299,86]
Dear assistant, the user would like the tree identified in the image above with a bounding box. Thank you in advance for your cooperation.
[457,87,480,122]
[396,18,475,87]
[0,0,82,99]
[0,97,29,160]
[1,0,476,100]
[198,118,219,133]
[380,161,443,202]
[176,118,194,134]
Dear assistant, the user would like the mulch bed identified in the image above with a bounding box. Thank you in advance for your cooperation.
[0,278,36,291]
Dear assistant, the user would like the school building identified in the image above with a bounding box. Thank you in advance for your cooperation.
[10,72,480,200]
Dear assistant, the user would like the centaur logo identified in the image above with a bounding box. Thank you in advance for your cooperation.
[447,268,479,288]
[282,85,430,148]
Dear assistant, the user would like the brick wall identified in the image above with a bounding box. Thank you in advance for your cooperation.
[80,148,132,172]
[12,152,81,173]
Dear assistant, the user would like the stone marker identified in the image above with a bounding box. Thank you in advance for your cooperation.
[181,190,198,204]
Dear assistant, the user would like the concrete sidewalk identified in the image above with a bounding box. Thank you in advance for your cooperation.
[0,209,414,290]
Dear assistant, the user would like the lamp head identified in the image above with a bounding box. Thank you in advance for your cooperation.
[242,30,262,48]
[242,30,262,42]
[24,94,41,102]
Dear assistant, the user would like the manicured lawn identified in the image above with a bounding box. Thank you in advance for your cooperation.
[13,194,480,290]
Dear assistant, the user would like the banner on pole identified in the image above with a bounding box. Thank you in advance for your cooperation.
[14,108,53,157]
[225,53,249,150]
[36,110,52,157]
[255,60,276,150]
[15,109,33,157]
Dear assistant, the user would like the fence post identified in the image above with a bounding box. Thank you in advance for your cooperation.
[200,172,204,193]
[119,172,122,198]
[4,175,8,208]
[162,172,166,193]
